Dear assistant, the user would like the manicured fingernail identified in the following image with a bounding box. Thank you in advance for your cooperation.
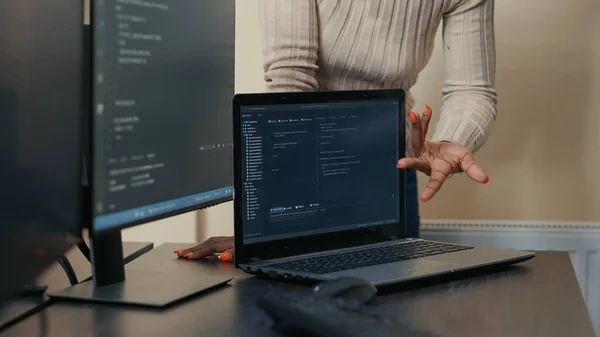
[184,252,193,258]
[218,252,232,262]
[424,105,431,114]
[174,249,184,254]
[485,177,492,185]
[409,111,417,123]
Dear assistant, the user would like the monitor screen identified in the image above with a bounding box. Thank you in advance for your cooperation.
[92,0,234,232]
[239,100,402,244]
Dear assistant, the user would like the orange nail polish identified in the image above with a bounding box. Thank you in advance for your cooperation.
[409,111,417,123]
[485,177,492,185]
[424,105,431,114]
[218,252,232,262]
[184,252,193,258]
[174,249,184,253]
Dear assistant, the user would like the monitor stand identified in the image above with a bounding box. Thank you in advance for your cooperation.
[48,231,232,308]
[0,241,153,331]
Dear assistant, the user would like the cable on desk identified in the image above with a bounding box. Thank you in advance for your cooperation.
[57,256,78,286]
[75,229,93,283]
[74,226,92,263]
[77,240,91,263]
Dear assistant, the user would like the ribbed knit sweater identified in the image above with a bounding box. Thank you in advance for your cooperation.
[257,0,497,153]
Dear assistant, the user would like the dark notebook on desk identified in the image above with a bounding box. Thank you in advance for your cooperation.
[232,89,534,286]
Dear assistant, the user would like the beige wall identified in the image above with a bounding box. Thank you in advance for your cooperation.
[200,0,600,240]
[413,0,600,221]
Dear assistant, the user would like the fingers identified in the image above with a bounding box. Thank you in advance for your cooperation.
[174,236,234,260]
[421,105,432,136]
[408,111,424,157]
[408,105,433,157]
[397,157,431,175]
[420,169,447,203]
[184,248,217,260]
[459,153,491,184]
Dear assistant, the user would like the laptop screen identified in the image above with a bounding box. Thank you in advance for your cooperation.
[239,99,402,245]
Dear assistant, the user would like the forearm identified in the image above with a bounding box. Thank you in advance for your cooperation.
[432,86,497,153]
[433,0,497,153]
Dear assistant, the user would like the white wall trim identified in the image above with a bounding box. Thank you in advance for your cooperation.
[422,219,600,232]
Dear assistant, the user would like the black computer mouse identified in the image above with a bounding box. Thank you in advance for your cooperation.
[311,277,377,305]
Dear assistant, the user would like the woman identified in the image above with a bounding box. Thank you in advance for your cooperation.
[176,0,494,259]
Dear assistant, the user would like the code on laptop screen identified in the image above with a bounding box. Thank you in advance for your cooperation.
[240,100,401,244]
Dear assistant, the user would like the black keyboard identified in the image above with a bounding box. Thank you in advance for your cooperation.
[268,240,473,274]
[257,290,435,337]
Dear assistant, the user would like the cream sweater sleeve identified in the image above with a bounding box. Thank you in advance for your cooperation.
[432,0,498,153]
[257,0,320,92]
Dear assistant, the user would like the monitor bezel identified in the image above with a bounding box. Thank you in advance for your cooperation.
[233,89,407,266]
[87,3,234,235]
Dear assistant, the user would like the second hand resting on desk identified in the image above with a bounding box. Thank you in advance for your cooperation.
[174,248,233,262]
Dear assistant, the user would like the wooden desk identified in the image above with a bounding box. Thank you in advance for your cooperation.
[1,243,596,337]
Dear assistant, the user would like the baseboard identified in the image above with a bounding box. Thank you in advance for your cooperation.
[421,219,600,336]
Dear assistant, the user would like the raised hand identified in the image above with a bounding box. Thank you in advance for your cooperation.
[397,105,491,203]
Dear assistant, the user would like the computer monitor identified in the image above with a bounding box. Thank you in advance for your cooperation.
[48,0,235,307]
[0,0,83,304]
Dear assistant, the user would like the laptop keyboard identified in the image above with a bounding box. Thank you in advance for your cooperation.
[268,240,473,274]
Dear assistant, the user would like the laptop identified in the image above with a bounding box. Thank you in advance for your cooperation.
[232,89,534,286]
